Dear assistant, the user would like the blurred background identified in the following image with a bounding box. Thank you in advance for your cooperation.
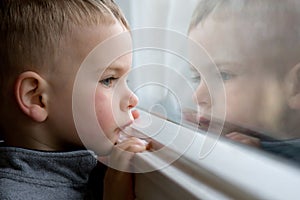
[115,0,199,124]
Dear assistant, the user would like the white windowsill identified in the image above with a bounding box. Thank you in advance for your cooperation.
[131,109,300,200]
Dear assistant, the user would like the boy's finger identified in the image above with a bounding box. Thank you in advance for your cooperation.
[226,132,261,147]
[118,136,147,146]
[226,132,244,139]
[116,138,148,152]
[123,144,146,153]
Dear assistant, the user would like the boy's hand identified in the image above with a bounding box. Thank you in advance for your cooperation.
[107,136,148,171]
[103,109,149,200]
[226,132,261,147]
[103,137,147,200]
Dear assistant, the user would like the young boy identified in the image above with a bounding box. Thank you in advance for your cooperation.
[0,0,148,199]
[188,0,300,164]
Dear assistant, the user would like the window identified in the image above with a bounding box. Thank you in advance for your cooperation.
[133,110,300,199]
[115,0,300,199]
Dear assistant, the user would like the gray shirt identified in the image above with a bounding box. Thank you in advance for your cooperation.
[261,138,300,166]
[0,146,105,200]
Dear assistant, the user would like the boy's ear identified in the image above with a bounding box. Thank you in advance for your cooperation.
[15,71,49,122]
[286,63,300,109]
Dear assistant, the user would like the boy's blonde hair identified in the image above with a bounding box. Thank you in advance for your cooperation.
[189,0,223,32]
[0,0,128,97]
[189,0,300,31]
[189,0,300,74]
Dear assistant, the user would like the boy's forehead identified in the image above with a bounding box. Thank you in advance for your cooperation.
[60,22,130,65]
[196,0,300,30]
[100,53,132,73]
[190,1,300,71]
[110,54,132,68]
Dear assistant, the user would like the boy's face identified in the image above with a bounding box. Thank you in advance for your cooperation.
[189,11,294,138]
[46,22,138,152]
[95,52,137,145]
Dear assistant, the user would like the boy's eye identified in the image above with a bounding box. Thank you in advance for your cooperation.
[191,75,201,84]
[100,77,118,87]
[220,71,235,81]
[191,70,201,84]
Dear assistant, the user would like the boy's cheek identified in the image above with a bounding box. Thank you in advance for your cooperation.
[95,92,113,120]
[95,106,115,131]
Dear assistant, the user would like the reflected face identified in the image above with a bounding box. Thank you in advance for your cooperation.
[46,22,138,151]
[189,12,291,137]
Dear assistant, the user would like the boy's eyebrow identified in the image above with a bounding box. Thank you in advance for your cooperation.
[189,61,242,73]
[189,65,199,73]
[209,60,243,68]
[214,62,244,71]
[101,63,129,74]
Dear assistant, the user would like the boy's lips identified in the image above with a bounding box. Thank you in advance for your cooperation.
[198,116,210,127]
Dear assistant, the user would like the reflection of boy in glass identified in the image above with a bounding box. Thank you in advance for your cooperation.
[188,0,300,164]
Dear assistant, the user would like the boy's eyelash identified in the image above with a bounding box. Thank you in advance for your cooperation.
[190,71,236,83]
[191,76,201,83]
[191,72,201,83]
[99,77,118,87]
[220,71,236,81]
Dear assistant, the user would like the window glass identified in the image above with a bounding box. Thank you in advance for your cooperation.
[116,0,300,168]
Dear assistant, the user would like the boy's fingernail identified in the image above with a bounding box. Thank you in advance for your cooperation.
[139,139,148,146]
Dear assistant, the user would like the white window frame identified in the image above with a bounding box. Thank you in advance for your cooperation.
[132,109,300,200]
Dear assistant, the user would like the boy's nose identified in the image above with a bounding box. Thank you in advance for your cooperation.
[193,82,211,108]
[121,88,139,111]
[128,92,138,109]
